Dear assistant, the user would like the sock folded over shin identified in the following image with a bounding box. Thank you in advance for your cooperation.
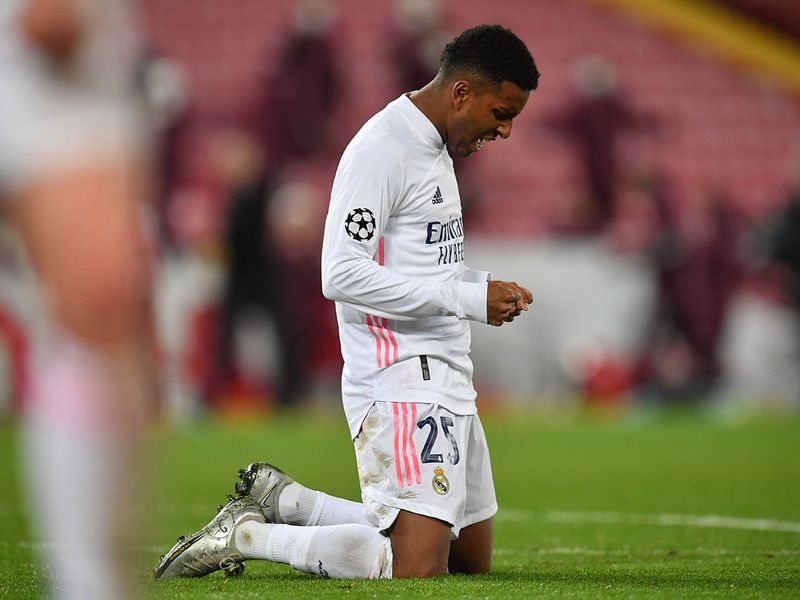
[278,483,371,527]
[236,522,392,579]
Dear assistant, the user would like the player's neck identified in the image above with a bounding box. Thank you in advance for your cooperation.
[408,83,447,145]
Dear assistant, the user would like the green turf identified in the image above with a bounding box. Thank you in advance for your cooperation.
[1,408,799,598]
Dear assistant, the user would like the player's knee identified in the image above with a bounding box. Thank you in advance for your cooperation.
[57,256,149,346]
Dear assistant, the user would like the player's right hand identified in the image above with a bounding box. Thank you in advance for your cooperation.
[487,281,533,326]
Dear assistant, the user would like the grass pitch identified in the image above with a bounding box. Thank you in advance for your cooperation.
[1,407,799,598]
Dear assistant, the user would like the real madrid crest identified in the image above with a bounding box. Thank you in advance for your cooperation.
[432,466,449,495]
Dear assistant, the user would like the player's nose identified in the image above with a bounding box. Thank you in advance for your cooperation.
[497,121,512,139]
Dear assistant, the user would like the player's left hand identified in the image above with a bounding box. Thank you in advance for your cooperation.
[487,281,533,326]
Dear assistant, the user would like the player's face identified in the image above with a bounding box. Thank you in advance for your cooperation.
[447,79,530,158]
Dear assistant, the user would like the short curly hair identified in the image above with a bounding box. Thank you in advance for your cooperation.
[439,24,540,91]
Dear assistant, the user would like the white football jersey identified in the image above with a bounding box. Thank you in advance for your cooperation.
[322,95,491,438]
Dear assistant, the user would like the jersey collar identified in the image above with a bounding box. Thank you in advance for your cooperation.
[398,93,446,151]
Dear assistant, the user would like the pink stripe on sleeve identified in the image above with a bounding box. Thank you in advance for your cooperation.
[365,315,383,368]
[382,317,399,364]
[374,237,398,366]
[378,322,391,366]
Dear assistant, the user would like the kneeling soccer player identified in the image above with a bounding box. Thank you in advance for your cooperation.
[155,23,540,580]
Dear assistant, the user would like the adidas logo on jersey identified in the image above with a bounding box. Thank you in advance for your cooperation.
[432,186,444,205]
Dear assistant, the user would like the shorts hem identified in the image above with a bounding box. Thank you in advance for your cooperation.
[461,502,498,530]
[363,491,459,535]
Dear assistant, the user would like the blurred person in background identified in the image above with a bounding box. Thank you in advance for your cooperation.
[210,130,278,406]
[211,0,341,408]
[139,46,190,249]
[767,147,800,319]
[641,187,747,401]
[0,0,158,597]
[252,0,341,170]
[750,145,800,400]
[592,167,676,403]
[546,55,657,232]
[214,142,328,408]
[387,0,449,94]
[670,190,746,390]
[261,179,328,405]
[154,24,539,582]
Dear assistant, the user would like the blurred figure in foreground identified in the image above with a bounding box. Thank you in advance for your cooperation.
[0,0,157,597]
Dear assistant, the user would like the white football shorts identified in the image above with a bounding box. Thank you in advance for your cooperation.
[354,401,497,538]
[0,0,145,196]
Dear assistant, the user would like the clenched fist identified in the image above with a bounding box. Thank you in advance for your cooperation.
[487,281,533,326]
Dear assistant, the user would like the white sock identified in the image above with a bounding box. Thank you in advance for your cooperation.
[24,419,128,600]
[22,333,147,600]
[235,522,392,579]
[279,483,370,526]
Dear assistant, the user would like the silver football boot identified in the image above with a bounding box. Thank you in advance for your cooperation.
[154,495,264,579]
[234,463,295,524]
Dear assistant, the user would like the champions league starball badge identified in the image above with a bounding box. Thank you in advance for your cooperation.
[432,466,449,495]
[344,207,376,242]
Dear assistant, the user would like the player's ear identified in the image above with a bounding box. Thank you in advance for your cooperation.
[451,80,470,110]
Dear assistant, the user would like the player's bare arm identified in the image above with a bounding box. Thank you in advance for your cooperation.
[487,280,533,326]
[22,0,82,60]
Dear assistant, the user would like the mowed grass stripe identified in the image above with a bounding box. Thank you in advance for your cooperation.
[5,542,800,559]
[497,509,800,533]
